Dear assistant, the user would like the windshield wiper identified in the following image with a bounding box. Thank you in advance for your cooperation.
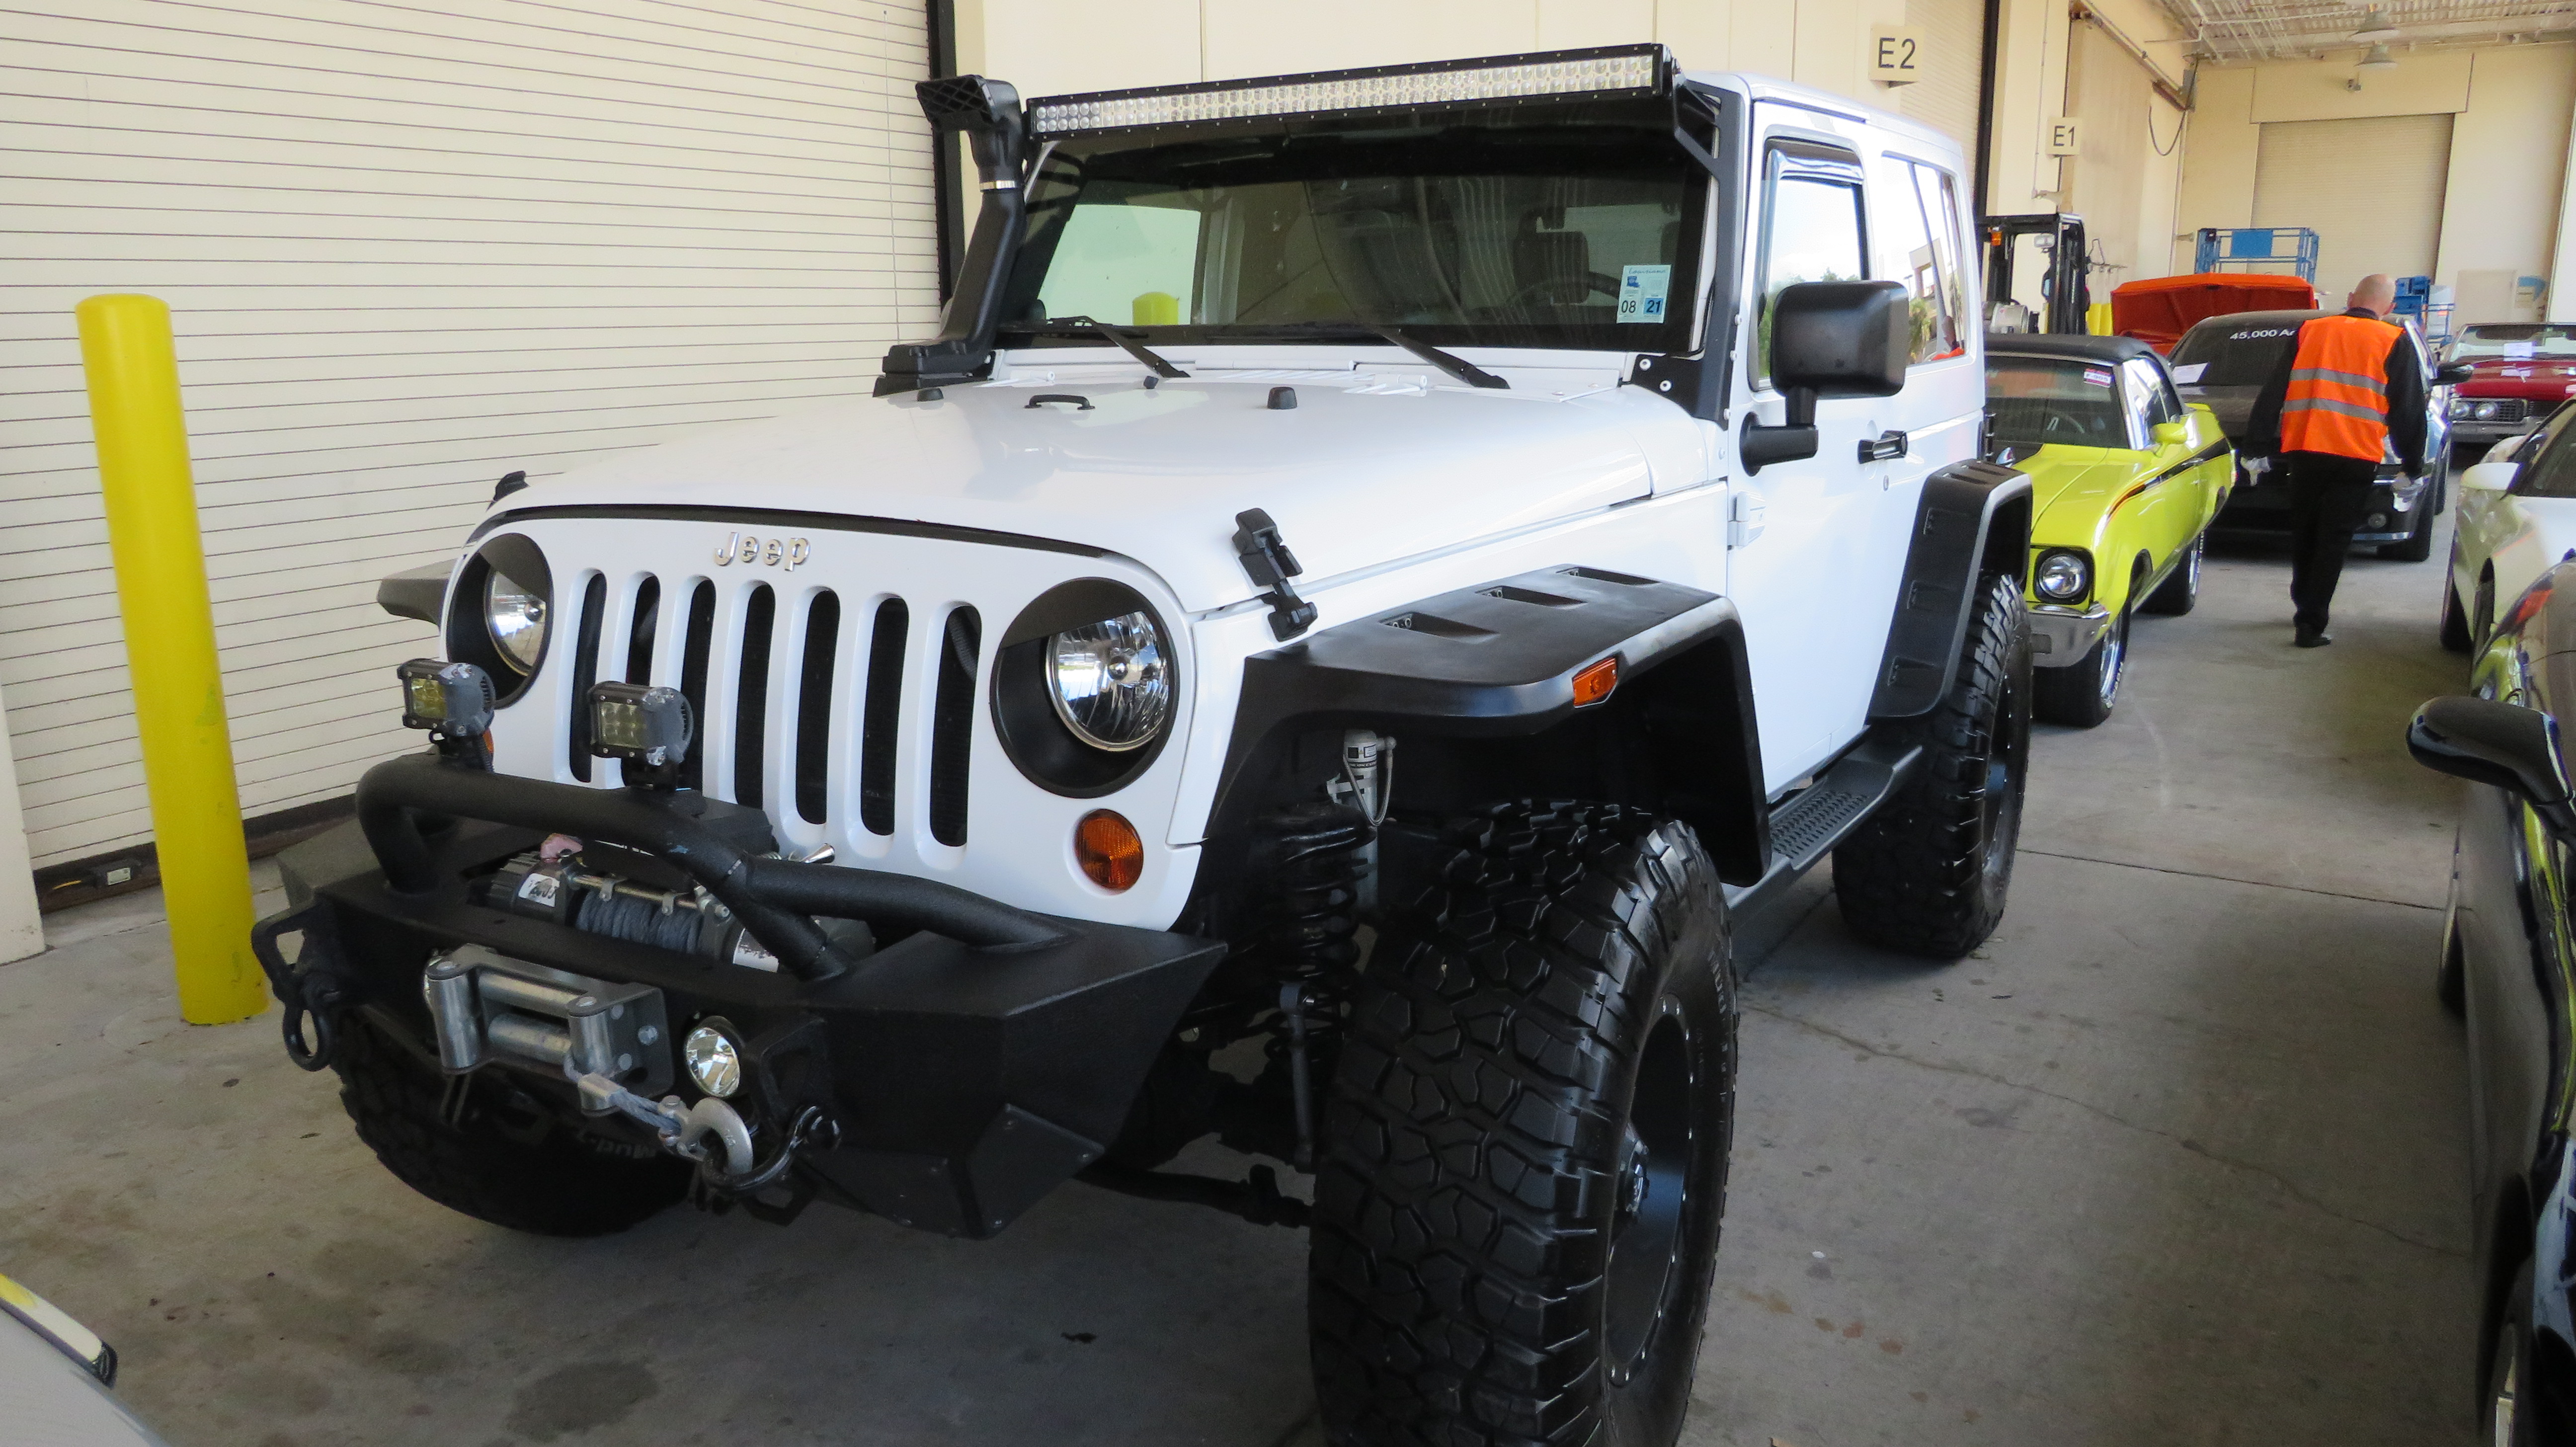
[1367,325,1508,390]
[1020,316,1189,378]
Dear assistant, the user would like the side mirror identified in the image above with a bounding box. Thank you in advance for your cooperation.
[2409,695,2571,807]
[2462,461,2519,493]
[2152,418,2191,448]
[2436,361,2475,387]
[1744,280,1909,473]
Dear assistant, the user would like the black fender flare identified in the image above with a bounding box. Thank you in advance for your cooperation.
[1868,460,2034,720]
[1208,565,1770,884]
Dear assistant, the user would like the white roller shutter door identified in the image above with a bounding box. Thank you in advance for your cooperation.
[0,0,938,870]
[2254,114,2453,302]
[1897,0,1987,154]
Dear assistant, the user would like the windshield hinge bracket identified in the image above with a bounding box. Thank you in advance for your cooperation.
[1232,508,1318,642]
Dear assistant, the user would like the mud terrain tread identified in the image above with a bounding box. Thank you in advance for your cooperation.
[333,1013,689,1236]
[1832,571,2028,958]
[1310,803,1733,1447]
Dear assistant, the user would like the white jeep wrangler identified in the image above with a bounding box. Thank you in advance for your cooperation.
[256,44,2029,1447]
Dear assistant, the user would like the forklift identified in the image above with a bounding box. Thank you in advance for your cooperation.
[1982,213,2092,334]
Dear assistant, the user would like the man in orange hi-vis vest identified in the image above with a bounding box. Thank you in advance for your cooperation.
[2247,273,2429,647]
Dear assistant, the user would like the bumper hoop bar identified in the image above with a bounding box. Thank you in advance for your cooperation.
[355,753,1069,982]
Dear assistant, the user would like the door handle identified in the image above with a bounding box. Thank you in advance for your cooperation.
[1858,430,1909,462]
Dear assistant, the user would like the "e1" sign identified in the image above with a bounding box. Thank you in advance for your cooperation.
[2046,117,2083,156]
[1870,27,1925,85]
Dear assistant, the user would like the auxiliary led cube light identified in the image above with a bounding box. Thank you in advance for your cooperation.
[1026,43,1668,136]
[587,682,694,772]
[397,659,496,764]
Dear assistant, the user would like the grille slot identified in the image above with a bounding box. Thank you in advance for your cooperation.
[625,576,660,686]
[929,606,980,847]
[795,591,841,825]
[860,598,909,837]
[676,581,716,792]
[733,584,775,809]
[566,573,607,782]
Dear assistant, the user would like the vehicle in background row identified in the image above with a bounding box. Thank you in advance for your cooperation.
[2169,309,2458,563]
[2409,562,2576,1442]
[2442,404,2576,654]
[2106,273,2317,355]
[1986,333,2232,726]
[259,47,2035,1447]
[2445,324,2576,470]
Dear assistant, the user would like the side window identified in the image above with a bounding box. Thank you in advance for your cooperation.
[1757,145,1866,387]
[1929,168,1970,359]
[2515,410,2576,497]
[2116,359,2159,447]
[1877,159,1962,364]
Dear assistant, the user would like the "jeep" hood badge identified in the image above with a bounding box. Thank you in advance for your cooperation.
[716,532,808,570]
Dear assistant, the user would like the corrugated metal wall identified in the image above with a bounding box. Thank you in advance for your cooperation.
[2255,113,2455,303]
[1899,0,1987,153]
[0,0,939,869]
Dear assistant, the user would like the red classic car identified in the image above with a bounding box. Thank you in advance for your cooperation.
[2446,323,2576,463]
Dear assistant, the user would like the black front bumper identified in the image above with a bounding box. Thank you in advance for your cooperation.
[2214,471,2422,544]
[258,754,1223,1237]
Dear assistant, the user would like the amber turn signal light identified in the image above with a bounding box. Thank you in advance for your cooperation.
[1075,809,1144,891]
[1571,655,1619,707]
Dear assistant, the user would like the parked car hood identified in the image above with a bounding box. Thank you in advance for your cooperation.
[2456,358,2576,405]
[488,366,1692,612]
[2008,445,2144,526]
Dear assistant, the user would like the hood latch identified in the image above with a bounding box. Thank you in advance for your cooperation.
[1232,508,1318,642]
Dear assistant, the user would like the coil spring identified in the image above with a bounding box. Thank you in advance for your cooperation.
[1251,803,1372,985]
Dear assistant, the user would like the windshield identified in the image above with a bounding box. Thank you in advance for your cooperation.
[2449,325,2576,361]
[1986,356,2130,451]
[2168,317,2313,387]
[1003,108,1707,353]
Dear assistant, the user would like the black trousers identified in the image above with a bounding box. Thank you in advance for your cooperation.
[2284,452,2379,633]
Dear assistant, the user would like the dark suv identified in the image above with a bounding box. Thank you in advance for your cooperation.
[2170,309,2453,561]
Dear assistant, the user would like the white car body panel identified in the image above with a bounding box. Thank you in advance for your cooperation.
[443,68,1983,927]
[2451,445,2576,636]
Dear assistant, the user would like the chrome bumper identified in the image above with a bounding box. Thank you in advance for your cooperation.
[2028,603,2111,667]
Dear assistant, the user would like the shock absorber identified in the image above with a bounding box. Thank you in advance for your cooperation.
[1247,793,1375,1170]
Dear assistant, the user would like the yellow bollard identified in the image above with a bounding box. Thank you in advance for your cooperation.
[75,295,265,1025]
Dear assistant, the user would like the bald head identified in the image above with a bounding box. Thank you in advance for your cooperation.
[2348,274,2397,317]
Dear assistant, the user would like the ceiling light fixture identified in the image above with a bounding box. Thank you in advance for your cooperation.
[2357,40,2401,68]
[2350,7,2402,42]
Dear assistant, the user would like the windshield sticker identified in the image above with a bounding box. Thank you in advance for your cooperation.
[2507,341,2538,359]
[2230,327,2295,341]
[1617,265,1672,324]
[2171,362,2208,383]
[2083,367,2115,388]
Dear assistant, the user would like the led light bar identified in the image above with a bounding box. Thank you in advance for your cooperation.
[1027,44,1669,137]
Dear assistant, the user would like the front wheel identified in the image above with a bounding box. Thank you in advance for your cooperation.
[2140,533,2203,616]
[2488,1262,2539,1445]
[2032,601,2126,727]
[1311,804,1735,1447]
[2443,566,2474,654]
[1834,571,2032,957]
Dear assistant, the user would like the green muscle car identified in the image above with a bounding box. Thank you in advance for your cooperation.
[1985,333,2234,726]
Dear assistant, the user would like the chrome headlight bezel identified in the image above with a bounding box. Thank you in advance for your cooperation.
[2032,548,2092,604]
[992,579,1180,798]
[442,534,553,705]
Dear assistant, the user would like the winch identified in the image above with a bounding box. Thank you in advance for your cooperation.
[420,944,673,1099]
[474,848,872,971]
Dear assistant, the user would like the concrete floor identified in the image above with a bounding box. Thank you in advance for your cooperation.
[0,523,2476,1447]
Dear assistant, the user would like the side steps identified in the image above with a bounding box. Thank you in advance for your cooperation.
[1725,734,1923,927]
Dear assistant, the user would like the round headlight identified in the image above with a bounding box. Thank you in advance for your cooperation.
[683,1023,741,1098]
[2034,550,2090,602]
[485,567,549,671]
[2476,401,2503,420]
[1048,611,1172,752]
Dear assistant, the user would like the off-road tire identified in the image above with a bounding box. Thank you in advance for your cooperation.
[2141,532,2203,616]
[332,1011,690,1236]
[2032,589,2120,728]
[1311,803,1736,1447]
[1833,571,2032,957]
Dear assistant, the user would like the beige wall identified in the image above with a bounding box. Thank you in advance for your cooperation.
[2174,43,2576,311]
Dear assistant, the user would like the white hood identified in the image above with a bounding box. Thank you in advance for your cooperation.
[497,360,1700,612]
